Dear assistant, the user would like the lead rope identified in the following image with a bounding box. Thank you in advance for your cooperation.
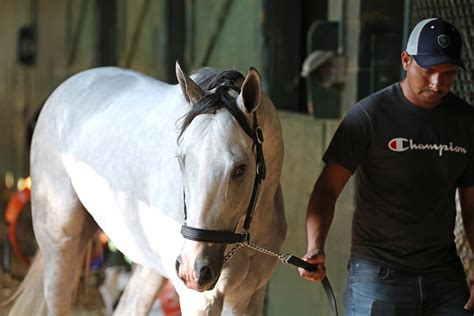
[223,241,339,316]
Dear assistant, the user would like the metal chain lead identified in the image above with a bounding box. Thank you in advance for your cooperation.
[223,240,291,266]
[223,244,243,265]
[243,241,291,263]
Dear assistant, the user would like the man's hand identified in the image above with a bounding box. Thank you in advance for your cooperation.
[465,280,474,311]
[298,250,326,281]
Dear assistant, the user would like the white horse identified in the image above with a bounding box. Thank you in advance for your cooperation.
[5,62,286,315]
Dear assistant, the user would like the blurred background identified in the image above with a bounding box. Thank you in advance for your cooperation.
[0,0,473,315]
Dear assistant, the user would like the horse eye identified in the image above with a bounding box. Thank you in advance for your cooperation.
[234,164,248,178]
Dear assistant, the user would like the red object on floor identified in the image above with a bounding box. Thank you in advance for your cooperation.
[159,280,181,316]
[4,185,31,266]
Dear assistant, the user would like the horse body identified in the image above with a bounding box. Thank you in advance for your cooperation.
[7,64,286,315]
[45,67,186,271]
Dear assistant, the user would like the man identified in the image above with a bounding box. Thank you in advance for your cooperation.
[299,18,474,315]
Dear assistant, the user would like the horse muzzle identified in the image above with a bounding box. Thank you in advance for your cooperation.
[175,243,225,292]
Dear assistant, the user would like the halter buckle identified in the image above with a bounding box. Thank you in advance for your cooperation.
[256,126,264,144]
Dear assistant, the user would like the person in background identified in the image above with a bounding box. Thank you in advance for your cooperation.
[299,18,474,315]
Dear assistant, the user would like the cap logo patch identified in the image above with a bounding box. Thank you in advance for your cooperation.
[438,34,451,48]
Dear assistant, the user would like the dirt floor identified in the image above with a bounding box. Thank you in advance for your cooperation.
[0,268,175,316]
[0,264,108,316]
[0,192,113,315]
[0,187,109,315]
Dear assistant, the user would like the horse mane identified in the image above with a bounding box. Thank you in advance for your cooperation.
[191,67,220,89]
[178,68,252,141]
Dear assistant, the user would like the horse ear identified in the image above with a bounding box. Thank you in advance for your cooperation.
[237,67,261,114]
[175,61,205,105]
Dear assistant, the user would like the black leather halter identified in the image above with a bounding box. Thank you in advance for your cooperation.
[180,111,266,244]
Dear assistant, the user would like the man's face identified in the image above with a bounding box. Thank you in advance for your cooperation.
[401,52,459,109]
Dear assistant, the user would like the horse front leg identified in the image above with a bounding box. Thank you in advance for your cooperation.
[178,290,224,316]
[33,202,98,316]
[223,251,279,316]
[230,285,266,316]
[113,264,166,316]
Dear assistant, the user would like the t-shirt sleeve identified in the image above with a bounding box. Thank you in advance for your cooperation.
[322,103,372,173]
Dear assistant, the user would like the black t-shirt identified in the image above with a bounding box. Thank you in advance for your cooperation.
[323,82,474,272]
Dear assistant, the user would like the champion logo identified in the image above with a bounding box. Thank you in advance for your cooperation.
[388,138,409,152]
[388,138,467,156]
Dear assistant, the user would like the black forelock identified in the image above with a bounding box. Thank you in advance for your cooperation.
[178,69,253,142]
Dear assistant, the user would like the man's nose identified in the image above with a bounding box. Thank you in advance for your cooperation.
[429,73,441,90]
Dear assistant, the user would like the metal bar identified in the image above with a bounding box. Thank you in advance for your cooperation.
[96,0,118,66]
[401,0,412,79]
[338,0,346,54]
[164,0,185,82]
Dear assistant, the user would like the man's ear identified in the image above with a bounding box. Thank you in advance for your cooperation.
[401,51,411,71]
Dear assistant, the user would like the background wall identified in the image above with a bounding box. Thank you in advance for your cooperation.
[268,113,354,315]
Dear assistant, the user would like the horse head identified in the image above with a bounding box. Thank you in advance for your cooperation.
[174,62,263,292]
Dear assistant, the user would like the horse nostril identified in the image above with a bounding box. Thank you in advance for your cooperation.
[198,266,213,285]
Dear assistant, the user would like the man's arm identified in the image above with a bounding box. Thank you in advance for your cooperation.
[299,162,352,281]
[460,186,474,252]
[459,186,474,310]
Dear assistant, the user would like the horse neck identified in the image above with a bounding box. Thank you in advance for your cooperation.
[250,97,286,242]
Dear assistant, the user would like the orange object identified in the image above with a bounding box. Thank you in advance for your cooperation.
[159,280,181,316]
[4,184,31,266]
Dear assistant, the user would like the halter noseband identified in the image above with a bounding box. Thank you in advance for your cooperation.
[180,110,266,244]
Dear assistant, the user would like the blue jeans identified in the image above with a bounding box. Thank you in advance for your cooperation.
[343,259,471,316]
